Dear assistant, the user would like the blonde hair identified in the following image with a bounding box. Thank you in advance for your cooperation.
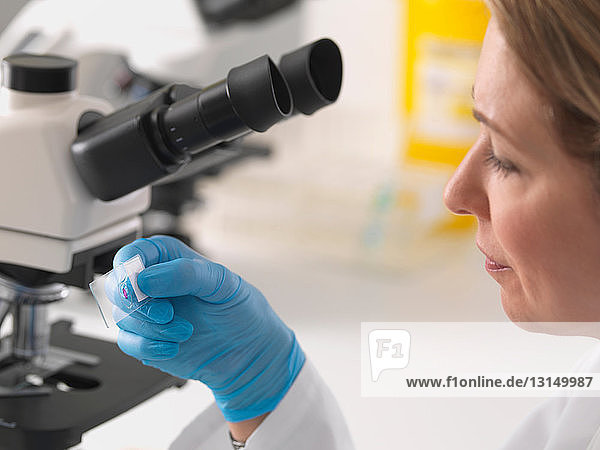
[486,0,600,161]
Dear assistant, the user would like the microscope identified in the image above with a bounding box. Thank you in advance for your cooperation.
[0,39,342,449]
[0,0,307,247]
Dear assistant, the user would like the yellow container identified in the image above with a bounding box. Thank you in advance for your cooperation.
[401,0,489,232]
[360,1,489,270]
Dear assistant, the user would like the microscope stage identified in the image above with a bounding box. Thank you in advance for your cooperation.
[0,321,185,450]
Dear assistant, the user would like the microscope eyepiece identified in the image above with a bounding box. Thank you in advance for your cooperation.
[227,56,292,131]
[158,56,291,157]
[71,39,342,201]
[72,55,292,201]
[279,38,343,115]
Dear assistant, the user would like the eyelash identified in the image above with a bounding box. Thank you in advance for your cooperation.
[484,148,517,176]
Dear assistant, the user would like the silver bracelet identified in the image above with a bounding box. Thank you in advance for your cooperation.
[229,432,246,449]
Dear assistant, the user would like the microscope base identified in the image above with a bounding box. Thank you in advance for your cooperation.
[0,320,186,450]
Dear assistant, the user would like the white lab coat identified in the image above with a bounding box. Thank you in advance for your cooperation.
[170,346,600,450]
[500,344,600,450]
[169,359,355,449]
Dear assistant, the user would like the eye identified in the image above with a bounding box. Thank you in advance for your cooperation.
[484,148,518,176]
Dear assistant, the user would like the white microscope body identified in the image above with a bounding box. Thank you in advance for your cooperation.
[0,85,148,274]
[0,0,304,253]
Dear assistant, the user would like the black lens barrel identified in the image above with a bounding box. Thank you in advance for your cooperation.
[159,55,292,157]
[279,38,343,115]
[71,39,342,201]
[228,56,293,131]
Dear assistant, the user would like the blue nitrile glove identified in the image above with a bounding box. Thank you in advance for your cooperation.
[105,235,305,423]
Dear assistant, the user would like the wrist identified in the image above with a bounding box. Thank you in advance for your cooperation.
[227,412,270,444]
[214,332,305,422]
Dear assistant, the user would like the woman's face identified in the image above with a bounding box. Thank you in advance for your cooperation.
[444,18,600,322]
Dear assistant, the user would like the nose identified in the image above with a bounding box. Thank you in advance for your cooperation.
[443,139,490,220]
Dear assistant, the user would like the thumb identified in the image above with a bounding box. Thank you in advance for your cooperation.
[137,258,243,303]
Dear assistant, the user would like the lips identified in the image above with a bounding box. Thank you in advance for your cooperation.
[485,258,511,272]
[477,243,512,272]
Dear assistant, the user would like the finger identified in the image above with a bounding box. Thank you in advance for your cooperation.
[137,258,242,303]
[116,314,193,343]
[114,235,201,268]
[124,302,174,324]
[117,329,179,361]
[105,270,173,323]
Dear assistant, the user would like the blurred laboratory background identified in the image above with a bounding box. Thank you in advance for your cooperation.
[0,1,562,449]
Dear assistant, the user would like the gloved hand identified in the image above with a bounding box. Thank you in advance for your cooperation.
[105,235,305,423]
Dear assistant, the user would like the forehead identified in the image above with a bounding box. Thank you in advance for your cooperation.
[473,19,556,153]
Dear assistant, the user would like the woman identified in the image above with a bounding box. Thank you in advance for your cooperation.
[108,1,600,448]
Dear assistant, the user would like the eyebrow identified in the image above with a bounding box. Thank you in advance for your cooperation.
[471,85,507,138]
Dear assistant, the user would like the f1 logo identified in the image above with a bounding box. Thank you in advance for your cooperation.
[368,329,411,381]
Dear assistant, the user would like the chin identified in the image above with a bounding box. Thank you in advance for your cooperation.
[500,288,534,323]
[499,287,600,336]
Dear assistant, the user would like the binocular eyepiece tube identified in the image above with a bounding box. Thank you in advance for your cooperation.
[280,38,343,115]
[158,56,292,158]
[71,38,343,201]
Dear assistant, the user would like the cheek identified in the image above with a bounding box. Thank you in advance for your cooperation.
[494,190,550,281]
[492,192,551,318]
[490,180,600,320]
